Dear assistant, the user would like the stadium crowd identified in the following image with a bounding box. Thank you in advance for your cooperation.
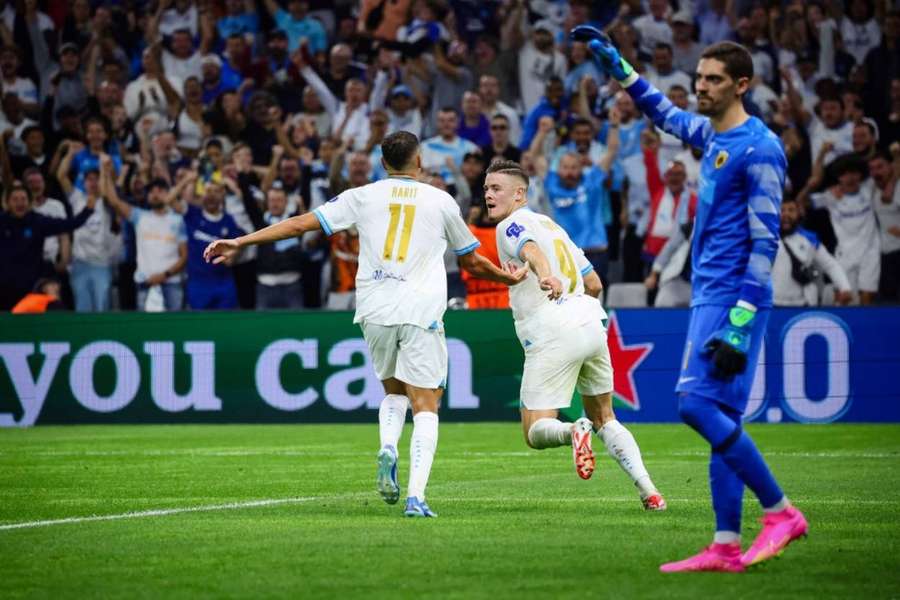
[1,0,899,313]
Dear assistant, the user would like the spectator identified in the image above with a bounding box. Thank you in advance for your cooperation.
[217,0,260,43]
[3,125,47,180]
[57,144,121,312]
[841,0,881,67]
[698,0,736,46]
[247,183,307,309]
[632,0,673,58]
[24,169,71,288]
[520,77,567,152]
[471,37,518,108]
[426,39,474,134]
[321,44,366,101]
[124,47,180,125]
[200,54,240,106]
[458,91,491,148]
[564,41,605,97]
[46,43,89,128]
[800,153,880,304]
[550,117,604,171]
[0,180,96,310]
[641,148,696,271]
[381,85,422,138]
[11,277,66,313]
[515,19,567,113]
[295,51,370,151]
[481,114,521,166]
[645,43,692,97]
[530,111,620,286]
[262,0,327,55]
[159,0,199,38]
[0,45,38,117]
[171,77,207,156]
[166,174,245,309]
[0,93,37,156]
[101,167,187,312]
[773,197,852,306]
[869,150,900,302]
[643,190,695,308]
[326,227,359,310]
[670,10,702,75]
[862,13,900,125]
[851,118,878,161]
[421,107,478,183]
[478,74,521,147]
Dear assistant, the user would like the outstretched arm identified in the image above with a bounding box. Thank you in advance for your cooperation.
[204,212,321,264]
[458,251,529,286]
[574,26,713,148]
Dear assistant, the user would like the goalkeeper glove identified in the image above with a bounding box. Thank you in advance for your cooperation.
[570,25,635,82]
[703,303,756,379]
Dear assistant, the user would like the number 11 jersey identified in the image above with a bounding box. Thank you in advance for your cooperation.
[314,176,479,328]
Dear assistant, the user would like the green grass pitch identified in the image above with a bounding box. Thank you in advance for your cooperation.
[1,423,899,599]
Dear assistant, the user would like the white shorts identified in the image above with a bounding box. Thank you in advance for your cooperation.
[516,295,614,411]
[839,248,881,294]
[360,322,448,389]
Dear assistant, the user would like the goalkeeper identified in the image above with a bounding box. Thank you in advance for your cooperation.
[573,27,807,573]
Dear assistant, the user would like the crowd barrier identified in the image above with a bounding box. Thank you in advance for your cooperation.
[1,307,898,426]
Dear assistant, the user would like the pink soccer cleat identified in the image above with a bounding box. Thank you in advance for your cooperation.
[572,418,595,480]
[660,543,745,573]
[642,493,667,511]
[741,506,809,567]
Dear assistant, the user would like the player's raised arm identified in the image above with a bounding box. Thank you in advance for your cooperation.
[573,26,712,149]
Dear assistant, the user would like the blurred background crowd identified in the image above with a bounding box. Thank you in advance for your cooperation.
[1,0,899,313]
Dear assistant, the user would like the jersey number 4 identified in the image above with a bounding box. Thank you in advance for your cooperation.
[553,239,578,293]
[383,203,417,262]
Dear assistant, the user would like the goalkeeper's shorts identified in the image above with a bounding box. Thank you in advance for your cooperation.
[676,304,769,413]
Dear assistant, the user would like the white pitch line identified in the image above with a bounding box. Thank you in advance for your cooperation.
[0,496,329,532]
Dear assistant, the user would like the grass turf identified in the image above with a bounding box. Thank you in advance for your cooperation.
[1,423,898,599]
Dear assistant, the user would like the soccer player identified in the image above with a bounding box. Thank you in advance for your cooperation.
[574,27,808,571]
[204,131,527,518]
[483,159,666,511]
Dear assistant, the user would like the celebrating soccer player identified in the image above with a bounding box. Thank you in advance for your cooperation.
[574,27,808,572]
[203,131,528,518]
[483,158,666,511]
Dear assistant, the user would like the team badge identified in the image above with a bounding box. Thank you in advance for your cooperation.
[714,150,729,169]
[505,222,524,239]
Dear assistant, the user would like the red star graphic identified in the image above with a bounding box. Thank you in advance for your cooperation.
[606,312,654,410]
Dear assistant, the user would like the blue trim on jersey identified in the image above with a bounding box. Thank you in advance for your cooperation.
[454,240,481,256]
[580,264,594,276]
[313,208,333,235]
[515,235,536,258]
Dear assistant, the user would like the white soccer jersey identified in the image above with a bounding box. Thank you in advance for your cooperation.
[495,208,593,323]
[314,176,479,329]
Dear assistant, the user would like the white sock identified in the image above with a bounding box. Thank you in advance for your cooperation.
[378,394,409,450]
[407,411,438,500]
[597,420,656,497]
[714,531,741,545]
[527,418,573,449]
[764,497,790,513]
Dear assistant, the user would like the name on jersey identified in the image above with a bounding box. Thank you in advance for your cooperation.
[505,222,525,239]
[391,186,418,199]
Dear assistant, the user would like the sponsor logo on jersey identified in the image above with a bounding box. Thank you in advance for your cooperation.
[505,222,524,239]
[715,150,729,169]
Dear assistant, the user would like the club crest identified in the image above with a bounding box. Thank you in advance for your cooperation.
[505,222,524,239]
[714,150,729,169]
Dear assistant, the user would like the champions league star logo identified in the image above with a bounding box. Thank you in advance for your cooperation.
[606,313,653,410]
[505,222,524,239]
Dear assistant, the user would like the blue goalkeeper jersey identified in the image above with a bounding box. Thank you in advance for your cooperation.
[625,77,785,308]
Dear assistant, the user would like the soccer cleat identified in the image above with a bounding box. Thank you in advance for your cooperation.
[642,493,667,511]
[404,496,437,518]
[376,445,400,505]
[572,418,595,480]
[660,543,745,573]
[741,506,808,567]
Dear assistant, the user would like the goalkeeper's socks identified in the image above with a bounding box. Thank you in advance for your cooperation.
[597,420,656,497]
[717,429,784,509]
[527,418,572,449]
[407,411,439,500]
[710,451,744,533]
[378,394,409,449]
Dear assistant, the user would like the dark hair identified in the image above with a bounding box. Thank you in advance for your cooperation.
[668,83,689,95]
[381,131,420,171]
[438,106,459,116]
[868,149,892,163]
[486,158,529,187]
[654,42,673,53]
[571,117,594,131]
[699,41,754,82]
[490,113,510,123]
